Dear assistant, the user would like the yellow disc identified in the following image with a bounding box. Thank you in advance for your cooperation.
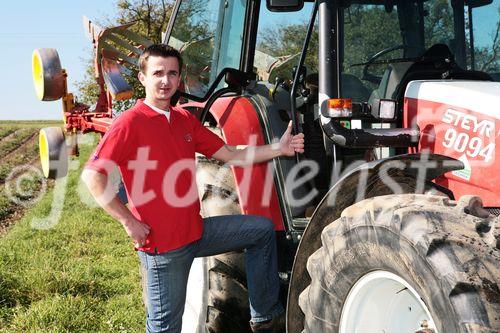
[39,129,50,178]
[32,50,45,101]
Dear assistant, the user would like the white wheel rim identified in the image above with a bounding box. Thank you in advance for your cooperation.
[339,270,438,333]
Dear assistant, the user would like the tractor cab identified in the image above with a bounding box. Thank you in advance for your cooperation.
[164,0,498,222]
[162,2,499,332]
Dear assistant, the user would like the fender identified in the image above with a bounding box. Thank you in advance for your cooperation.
[181,82,312,228]
[182,96,285,230]
[286,153,463,333]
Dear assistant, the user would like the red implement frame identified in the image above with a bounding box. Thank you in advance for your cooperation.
[63,18,152,135]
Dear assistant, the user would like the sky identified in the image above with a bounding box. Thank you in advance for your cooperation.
[0,1,118,120]
[0,0,497,120]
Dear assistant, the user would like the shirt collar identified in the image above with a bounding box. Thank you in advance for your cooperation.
[136,99,172,118]
[144,100,170,115]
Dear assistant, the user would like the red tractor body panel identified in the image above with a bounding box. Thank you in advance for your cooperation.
[404,80,500,206]
[194,96,285,230]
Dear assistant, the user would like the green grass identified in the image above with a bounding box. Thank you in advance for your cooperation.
[0,173,45,222]
[0,195,15,222]
[0,140,144,332]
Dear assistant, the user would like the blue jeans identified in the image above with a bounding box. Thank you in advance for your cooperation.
[137,215,284,333]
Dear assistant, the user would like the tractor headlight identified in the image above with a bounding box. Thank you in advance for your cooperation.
[378,99,396,119]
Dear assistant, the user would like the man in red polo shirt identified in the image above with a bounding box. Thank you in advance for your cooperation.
[82,44,304,333]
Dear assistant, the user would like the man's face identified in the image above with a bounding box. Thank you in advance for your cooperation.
[138,55,180,105]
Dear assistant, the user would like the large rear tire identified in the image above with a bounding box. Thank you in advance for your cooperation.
[299,194,499,332]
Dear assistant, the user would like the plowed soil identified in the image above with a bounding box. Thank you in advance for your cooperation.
[0,121,61,235]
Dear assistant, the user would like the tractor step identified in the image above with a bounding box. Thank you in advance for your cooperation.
[292,217,310,229]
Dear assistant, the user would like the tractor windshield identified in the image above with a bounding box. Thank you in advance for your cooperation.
[340,0,499,100]
[253,0,498,101]
[165,0,498,100]
[166,0,247,97]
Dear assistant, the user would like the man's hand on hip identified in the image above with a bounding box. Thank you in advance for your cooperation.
[81,169,151,248]
[122,217,151,248]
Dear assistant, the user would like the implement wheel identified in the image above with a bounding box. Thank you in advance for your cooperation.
[299,194,499,333]
[32,48,65,101]
[39,127,68,179]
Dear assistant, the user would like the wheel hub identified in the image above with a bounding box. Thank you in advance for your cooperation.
[339,270,438,333]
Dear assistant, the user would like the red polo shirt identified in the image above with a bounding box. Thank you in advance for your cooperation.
[85,99,225,253]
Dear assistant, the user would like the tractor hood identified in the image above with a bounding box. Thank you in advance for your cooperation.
[405,80,500,120]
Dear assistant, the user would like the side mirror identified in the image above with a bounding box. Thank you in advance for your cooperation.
[225,68,253,88]
[266,0,304,12]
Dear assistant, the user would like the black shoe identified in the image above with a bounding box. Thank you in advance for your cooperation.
[250,312,285,333]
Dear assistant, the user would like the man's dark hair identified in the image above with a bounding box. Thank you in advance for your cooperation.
[139,44,183,74]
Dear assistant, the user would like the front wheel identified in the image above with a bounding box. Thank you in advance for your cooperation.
[299,194,499,332]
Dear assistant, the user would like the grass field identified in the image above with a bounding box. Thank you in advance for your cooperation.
[0,123,144,332]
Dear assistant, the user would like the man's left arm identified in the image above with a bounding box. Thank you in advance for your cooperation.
[212,121,305,166]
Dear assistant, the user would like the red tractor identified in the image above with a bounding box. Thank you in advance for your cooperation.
[33,0,499,332]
